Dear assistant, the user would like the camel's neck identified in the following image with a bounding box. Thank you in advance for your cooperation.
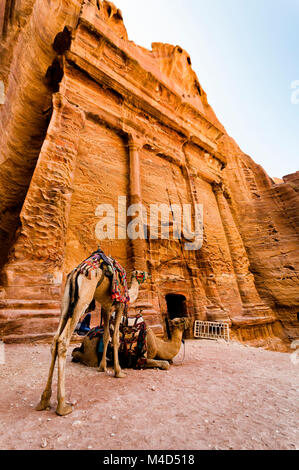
[169,328,184,346]
[128,277,140,303]
[157,326,185,358]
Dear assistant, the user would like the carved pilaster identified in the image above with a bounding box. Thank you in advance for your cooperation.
[3,92,85,292]
[127,134,146,271]
[212,181,272,317]
[128,136,142,204]
[183,144,229,321]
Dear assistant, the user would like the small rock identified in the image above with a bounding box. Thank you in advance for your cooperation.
[88,445,93,449]
[111,433,116,437]
[47,418,51,421]
[72,420,82,426]
[111,415,116,420]
[151,386,156,391]
[40,438,47,448]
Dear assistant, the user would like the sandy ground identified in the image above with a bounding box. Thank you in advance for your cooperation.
[0,339,298,450]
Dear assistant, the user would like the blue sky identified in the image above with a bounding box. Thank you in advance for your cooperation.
[115,0,299,178]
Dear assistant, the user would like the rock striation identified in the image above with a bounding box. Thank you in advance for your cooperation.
[0,0,298,349]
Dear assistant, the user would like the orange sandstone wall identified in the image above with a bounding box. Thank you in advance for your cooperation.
[0,1,298,349]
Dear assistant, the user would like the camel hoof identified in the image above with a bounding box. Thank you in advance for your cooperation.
[56,403,73,416]
[98,366,107,373]
[115,371,126,378]
[35,401,50,412]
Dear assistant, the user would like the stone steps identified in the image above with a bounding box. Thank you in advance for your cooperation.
[2,332,56,344]
[0,294,164,342]
[0,308,61,320]
[0,285,61,300]
[3,332,83,344]
[0,299,60,310]
[0,297,62,343]
[0,316,60,339]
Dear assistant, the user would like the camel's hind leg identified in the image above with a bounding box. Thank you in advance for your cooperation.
[98,307,111,373]
[112,304,126,378]
[56,276,98,416]
[36,276,71,411]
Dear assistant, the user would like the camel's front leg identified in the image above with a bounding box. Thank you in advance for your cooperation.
[145,359,170,370]
[113,305,126,378]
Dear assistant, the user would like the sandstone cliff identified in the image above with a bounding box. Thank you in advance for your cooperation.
[0,0,298,349]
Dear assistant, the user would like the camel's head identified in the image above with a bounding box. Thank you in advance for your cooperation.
[169,317,190,331]
[131,270,151,285]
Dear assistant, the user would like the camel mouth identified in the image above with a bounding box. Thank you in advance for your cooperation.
[131,271,151,284]
[170,317,190,330]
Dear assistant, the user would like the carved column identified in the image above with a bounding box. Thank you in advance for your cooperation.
[127,135,147,272]
[212,182,272,317]
[3,91,85,298]
[183,144,229,321]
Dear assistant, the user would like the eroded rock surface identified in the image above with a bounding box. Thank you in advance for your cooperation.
[0,1,298,349]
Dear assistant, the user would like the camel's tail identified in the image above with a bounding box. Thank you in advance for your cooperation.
[65,270,79,318]
[65,269,96,318]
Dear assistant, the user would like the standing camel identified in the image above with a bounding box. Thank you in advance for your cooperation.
[72,317,190,370]
[36,248,148,416]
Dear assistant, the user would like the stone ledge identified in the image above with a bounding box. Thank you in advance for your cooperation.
[231,315,277,328]
[0,309,61,320]
[0,299,60,310]
[2,333,56,344]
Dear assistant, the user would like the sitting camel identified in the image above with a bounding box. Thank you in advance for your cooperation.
[36,248,148,416]
[72,317,190,370]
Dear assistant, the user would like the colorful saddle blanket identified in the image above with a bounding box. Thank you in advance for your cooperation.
[86,314,147,369]
[76,248,130,304]
[118,314,147,369]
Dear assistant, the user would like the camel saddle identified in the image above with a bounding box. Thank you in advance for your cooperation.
[76,247,130,304]
[86,313,147,369]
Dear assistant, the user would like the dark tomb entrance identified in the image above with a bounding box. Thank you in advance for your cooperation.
[166,294,187,319]
[165,294,188,339]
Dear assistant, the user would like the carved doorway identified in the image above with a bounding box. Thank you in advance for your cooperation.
[165,294,188,339]
[165,294,188,320]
